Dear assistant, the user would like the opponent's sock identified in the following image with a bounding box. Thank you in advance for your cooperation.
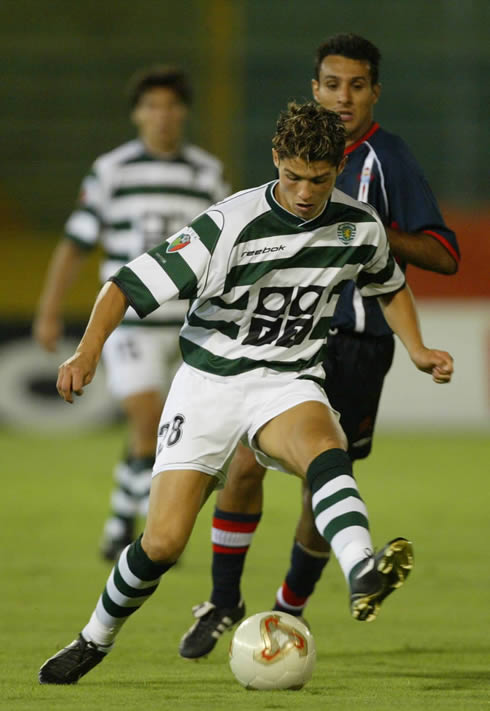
[307,449,373,582]
[274,541,330,615]
[82,535,173,648]
[210,507,261,608]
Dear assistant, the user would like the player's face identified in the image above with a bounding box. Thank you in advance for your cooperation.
[132,87,188,154]
[272,151,346,220]
[312,55,380,146]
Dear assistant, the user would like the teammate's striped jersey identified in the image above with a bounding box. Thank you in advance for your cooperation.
[64,138,229,324]
[333,123,460,336]
[110,181,405,380]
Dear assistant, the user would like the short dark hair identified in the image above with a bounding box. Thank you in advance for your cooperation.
[127,65,192,109]
[272,101,346,166]
[314,33,381,85]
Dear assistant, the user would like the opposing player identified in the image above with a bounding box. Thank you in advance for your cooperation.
[39,101,453,685]
[179,33,460,660]
[33,66,229,560]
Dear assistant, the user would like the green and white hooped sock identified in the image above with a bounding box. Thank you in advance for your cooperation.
[306,448,373,582]
[82,535,173,648]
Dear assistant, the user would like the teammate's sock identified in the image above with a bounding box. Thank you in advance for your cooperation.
[306,449,373,582]
[274,541,330,615]
[127,455,154,516]
[210,507,262,608]
[103,458,138,540]
[82,535,173,648]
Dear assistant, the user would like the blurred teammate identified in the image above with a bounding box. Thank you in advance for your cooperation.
[179,33,460,659]
[39,101,453,684]
[33,66,229,561]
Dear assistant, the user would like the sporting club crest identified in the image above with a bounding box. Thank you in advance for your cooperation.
[337,222,356,245]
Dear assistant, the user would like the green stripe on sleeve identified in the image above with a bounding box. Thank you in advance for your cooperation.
[110,267,160,318]
[191,213,222,254]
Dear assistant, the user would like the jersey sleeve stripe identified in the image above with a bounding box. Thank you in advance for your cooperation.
[423,230,461,262]
[120,253,182,312]
[356,253,398,288]
[110,267,159,319]
[64,233,97,251]
[147,246,200,298]
[190,213,222,254]
[64,211,100,242]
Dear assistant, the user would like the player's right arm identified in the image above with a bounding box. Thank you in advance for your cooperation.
[33,239,89,352]
[57,282,128,403]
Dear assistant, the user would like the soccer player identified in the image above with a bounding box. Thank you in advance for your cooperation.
[179,33,460,660]
[33,66,229,561]
[39,101,453,684]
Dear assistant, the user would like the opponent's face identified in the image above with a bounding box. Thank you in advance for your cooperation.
[272,150,346,220]
[132,87,188,153]
[312,55,380,146]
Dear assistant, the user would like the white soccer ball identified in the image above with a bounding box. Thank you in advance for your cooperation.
[229,611,316,690]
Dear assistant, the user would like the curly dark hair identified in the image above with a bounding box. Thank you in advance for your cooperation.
[314,33,381,85]
[272,101,346,166]
[127,65,192,109]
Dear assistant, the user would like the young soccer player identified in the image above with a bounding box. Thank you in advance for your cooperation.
[39,101,452,684]
[33,66,229,560]
[179,34,460,660]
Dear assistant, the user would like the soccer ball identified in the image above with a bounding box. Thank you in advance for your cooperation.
[229,611,316,690]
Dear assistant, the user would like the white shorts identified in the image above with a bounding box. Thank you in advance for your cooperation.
[152,362,336,486]
[102,325,181,400]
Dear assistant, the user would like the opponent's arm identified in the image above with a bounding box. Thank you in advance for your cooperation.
[385,227,457,275]
[33,239,89,351]
[378,285,453,384]
[57,282,128,403]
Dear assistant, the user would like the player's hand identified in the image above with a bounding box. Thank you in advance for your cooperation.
[33,314,62,352]
[56,350,97,403]
[410,347,453,384]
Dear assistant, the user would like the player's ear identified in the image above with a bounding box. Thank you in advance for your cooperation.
[372,82,381,105]
[337,156,348,175]
[311,78,319,102]
[272,149,280,169]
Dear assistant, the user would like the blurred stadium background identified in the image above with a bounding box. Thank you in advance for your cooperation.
[1,0,489,431]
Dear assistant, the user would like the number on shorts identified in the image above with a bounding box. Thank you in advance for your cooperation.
[158,413,186,448]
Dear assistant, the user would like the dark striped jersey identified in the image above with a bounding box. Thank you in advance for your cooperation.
[64,139,229,324]
[333,123,460,336]
[111,181,405,380]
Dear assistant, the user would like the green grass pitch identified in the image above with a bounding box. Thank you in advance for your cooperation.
[2,427,489,710]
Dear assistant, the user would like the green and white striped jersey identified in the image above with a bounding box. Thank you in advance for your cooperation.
[111,181,405,378]
[64,138,229,324]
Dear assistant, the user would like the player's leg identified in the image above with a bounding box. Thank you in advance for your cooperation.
[273,330,397,618]
[257,399,412,622]
[39,467,216,685]
[40,362,242,684]
[179,443,265,659]
[99,326,166,561]
[273,480,331,617]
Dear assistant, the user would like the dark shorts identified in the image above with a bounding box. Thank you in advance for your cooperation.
[322,330,395,461]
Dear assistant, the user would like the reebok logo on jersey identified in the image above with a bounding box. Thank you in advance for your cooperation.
[242,244,286,258]
[166,227,198,253]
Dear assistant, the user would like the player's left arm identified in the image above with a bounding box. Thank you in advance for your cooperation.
[385,226,457,274]
[383,138,460,275]
[378,285,453,384]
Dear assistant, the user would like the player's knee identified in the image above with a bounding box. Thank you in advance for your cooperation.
[141,529,186,564]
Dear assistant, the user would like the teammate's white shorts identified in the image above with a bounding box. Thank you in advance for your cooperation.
[102,324,181,400]
[152,362,338,486]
